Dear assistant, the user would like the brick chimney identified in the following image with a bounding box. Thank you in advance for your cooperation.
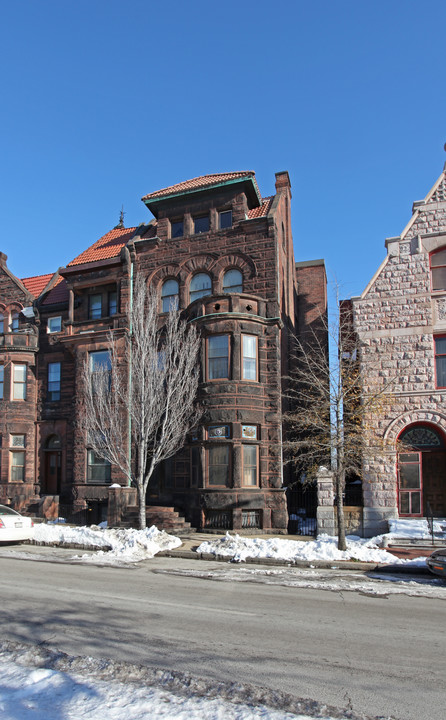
[275,171,291,195]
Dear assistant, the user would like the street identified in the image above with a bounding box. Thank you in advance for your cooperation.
[1,550,445,720]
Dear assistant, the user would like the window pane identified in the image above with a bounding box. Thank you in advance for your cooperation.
[432,266,446,291]
[435,337,446,354]
[89,295,102,319]
[208,446,229,486]
[171,221,183,238]
[48,316,62,333]
[108,292,117,315]
[161,280,179,312]
[10,313,19,332]
[190,273,212,302]
[219,210,232,229]
[0,314,3,333]
[90,351,111,372]
[399,491,410,514]
[194,216,209,234]
[11,451,25,481]
[208,336,229,379]
[13,364,26,400]
[411,491,421,514]
[48,362,61,401]
[399,464,420,489]
[243,445,257,486]
[242,335,257,380]
[431,249,446,266]
[223,269,243,294]
[0,365,3,400]
[87,449,111,483]
[437,356,446,387]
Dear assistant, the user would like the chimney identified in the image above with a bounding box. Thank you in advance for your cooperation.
[275,171,291,194]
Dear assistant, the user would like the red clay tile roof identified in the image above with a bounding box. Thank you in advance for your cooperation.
[142,172,258,201]
[20,273,54,297]
[67,227,136,267]
[247,196,273,219]
[42,277,69,306]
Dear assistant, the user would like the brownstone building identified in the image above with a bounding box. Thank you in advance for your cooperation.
[0,171,327,531]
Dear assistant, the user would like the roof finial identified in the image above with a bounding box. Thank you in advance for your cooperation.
[114,206,125,229]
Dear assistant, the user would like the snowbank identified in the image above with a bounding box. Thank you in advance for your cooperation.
[196,532,427,565]
[33,524,182,563]
[387,518,446,539]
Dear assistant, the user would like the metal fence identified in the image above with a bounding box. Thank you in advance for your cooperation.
[286,484,318,536]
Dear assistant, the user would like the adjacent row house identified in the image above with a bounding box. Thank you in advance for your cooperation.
[0,171,327,532]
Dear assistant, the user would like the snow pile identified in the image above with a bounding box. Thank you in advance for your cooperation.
[196,532,426,565]
[0,654,324,720]
[33,523,182,563]
[387,518,446,539]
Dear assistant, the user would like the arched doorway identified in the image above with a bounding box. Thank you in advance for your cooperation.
[43,435,62,495]
[397,424,446,517]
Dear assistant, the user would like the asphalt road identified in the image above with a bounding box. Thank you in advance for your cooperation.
[1,551,445,720]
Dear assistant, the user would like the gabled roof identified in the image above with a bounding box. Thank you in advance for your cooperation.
[42,277,68,306]
[67,227,136,267]
[142,172,257,201]
[20,273,54,298]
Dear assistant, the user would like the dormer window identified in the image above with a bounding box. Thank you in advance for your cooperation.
[171,220,183,238]
[48,316,62,333]
[430,248,446,291]
[219,210,232,230]
[194,215,210,234]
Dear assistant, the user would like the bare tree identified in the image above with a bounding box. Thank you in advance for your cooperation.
[80,274,201,529]
[283,290,395,550]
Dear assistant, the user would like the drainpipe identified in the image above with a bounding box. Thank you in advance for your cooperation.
[127,260,133,487]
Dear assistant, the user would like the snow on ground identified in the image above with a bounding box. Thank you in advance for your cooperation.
[0,643,361,720]
[196,532,428,566]
[33,523,182,564]
[159,565,446,599]
[387,517,446,539]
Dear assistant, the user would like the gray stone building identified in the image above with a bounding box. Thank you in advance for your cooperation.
[347,162,446,536]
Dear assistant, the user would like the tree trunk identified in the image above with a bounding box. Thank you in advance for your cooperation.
[335,470,347,551]
[137,483,146,530]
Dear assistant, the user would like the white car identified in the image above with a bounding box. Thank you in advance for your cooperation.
[0,504,34,543]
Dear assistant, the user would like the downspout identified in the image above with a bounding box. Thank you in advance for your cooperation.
[127,260,134,487]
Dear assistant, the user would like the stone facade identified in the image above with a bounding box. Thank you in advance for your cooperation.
[349,164,446,536]
[0,171,327,531]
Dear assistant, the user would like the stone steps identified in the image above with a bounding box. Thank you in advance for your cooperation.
[119,505,195,534]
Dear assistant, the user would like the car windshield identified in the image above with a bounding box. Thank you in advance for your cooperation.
[0,505,19,516]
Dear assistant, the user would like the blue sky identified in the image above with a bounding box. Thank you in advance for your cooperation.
[1,0,445,299]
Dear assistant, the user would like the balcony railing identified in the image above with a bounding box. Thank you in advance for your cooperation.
[0,332,39,349]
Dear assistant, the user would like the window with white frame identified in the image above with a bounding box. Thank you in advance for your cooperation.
[242,445,258,486]
[48,316,62,333]
[241,335,257,380]
[87,449,111,483]
[12,364,27,400]
[11,434,25,447]
[10,450,25,481]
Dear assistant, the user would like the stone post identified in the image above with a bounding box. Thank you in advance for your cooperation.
[316,466,335,536]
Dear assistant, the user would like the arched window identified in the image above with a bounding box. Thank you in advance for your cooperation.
[223,268,243,294]
[10,312,19,333]
[430,248,446,291]
[190,273,212,303]
[161,279,179,312]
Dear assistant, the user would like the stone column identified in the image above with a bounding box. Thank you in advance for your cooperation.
[316,466,335,536]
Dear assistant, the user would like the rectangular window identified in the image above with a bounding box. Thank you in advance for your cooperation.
[242,335,257,380]
[207,335,229,380]
[208,445,230,487]
[242,425,258,440]
[13,364,27,400]
[171,220,184,238]
[435,336,446,388]
[11,434,25,447]
[10,451,25,481]
[242,445,258,486]
[87,449,111,483]
[90,351,111,393]
[108,291,117,316]
[398,452,422,516]
[0,365,3,399]
[194,215,210,234]
[48,362,61,401]
[89,294,102,320]
[219,210,232,229]
[47,316,62,333]
[208,425,230,439]
[431,249,446,291]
